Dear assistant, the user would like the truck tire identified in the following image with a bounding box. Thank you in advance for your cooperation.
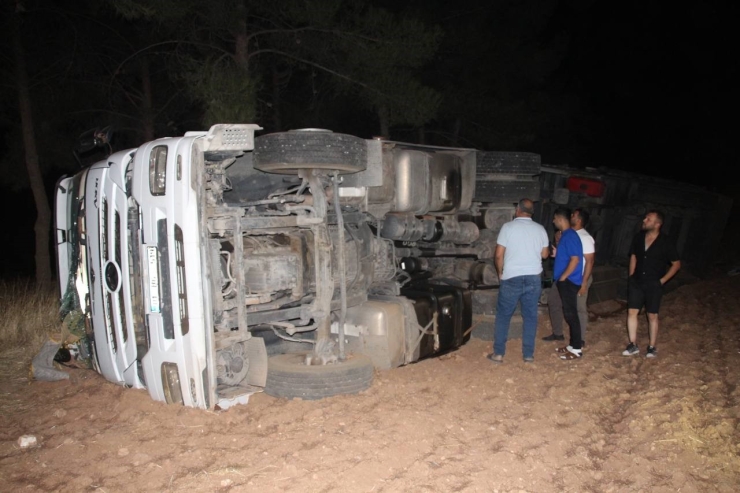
[476,151,541,176]
[264,352,374,400]
[474,179,541,203]
[254,130,367,174]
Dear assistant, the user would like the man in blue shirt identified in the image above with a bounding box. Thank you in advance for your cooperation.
[552,208,584,360]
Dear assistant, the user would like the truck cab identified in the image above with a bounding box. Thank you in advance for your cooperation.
[56,124,536,409]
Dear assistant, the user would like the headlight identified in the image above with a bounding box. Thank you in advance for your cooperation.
[149,145,168,195]
[161,362,183,405]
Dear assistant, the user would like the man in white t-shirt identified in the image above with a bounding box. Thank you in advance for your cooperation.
[488,198,549,364]
[543,208,595,345]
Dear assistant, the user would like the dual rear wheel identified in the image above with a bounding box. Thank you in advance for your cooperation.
[254,130,372,400]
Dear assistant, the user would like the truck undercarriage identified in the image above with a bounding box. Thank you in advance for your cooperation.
[55,124,544,409]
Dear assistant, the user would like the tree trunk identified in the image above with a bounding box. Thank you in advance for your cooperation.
[11,8,52,288]
[234,1,249,69]
[378,106,390,139]
[140,55,155,141]
[417,126,425,144]
[452,117,462,146]
[271,67,282,131]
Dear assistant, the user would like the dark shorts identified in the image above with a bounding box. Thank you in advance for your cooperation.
[628,277,663,314]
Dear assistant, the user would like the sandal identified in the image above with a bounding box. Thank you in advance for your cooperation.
[555,346,572,354]
[559,349,582,360]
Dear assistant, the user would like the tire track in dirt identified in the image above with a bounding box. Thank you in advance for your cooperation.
[583,279,740,492]
[4,277,740,492]
[677,280,740,486]
[555,291,732,493]
[519,309,652,492]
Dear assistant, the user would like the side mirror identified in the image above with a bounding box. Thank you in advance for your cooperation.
[73,126,114,166]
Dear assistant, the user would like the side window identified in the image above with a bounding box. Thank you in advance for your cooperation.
[125,156,134,197]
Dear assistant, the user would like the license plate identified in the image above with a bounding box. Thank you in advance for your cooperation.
[147,246,161,313]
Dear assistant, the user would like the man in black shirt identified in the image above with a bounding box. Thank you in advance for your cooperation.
[622,210,681,358]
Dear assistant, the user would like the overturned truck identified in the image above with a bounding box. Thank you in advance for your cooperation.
[55,124,541,409]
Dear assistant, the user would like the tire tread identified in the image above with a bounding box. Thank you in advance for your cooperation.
[265,353,374,400]
[254,131,367,173]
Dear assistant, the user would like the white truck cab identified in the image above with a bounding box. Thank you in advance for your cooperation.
[56,125,266,409]
[56,124,534,409]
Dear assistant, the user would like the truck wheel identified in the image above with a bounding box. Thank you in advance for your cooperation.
[476,151,541,176]
[254,129,367,174]
[264,352,374,400]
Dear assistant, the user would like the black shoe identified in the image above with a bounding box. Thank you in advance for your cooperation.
[542,334,564,341]
[622,342,639,356]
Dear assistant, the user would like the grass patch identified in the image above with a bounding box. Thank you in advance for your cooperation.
[0,280,64,417]
[0,279,61,360]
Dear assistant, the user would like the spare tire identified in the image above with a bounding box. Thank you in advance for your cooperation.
[253,129,367,174]
[264,352,374,400]
[476,151,541,176]
[474,179,541,203]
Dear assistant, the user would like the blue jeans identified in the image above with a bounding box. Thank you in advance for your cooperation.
[493,275,542,359]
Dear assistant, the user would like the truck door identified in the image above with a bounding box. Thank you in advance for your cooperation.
[55,176,75,296]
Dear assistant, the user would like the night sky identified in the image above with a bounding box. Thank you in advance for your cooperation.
[0,0,734,278]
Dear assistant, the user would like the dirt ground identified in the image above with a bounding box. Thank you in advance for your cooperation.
[2,275,740,493]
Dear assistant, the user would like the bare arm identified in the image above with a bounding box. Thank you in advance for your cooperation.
[578,253,595,296]
[661,260,681,285]
[541,246,550,260]
[629,254,636,277]
[550,230,561,258]
[559,256,580,282]
[494,245,506,279]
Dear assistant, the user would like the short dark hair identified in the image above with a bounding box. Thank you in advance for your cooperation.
[573,208,590,228]
[553,207,571,221]
[647,209,664,224]
[517,198,534,215]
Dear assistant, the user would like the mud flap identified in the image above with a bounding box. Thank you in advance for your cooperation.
[245,336,268,388]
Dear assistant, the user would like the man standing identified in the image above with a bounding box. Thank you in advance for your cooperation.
[551,208,584,360]
[543,208,595,346]
[488,198,549,364]
[622,210,681,358]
